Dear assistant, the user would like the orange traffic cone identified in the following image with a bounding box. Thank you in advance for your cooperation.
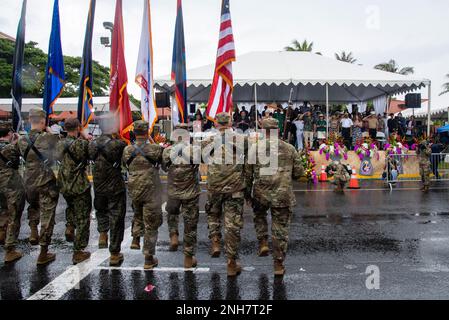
[319,165,328,182]
[348,166,360,189]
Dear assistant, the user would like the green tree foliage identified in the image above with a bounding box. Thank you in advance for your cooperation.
[0,39,109,98]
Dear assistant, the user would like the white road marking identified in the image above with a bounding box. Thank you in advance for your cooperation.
[27,226,133,301]
[95,266,210,273]
[293,187,449,192]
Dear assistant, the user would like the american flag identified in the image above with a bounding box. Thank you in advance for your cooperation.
[206,0,236,121]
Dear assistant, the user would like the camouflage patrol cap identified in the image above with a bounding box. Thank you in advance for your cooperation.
[175,123,189,130]
[0,121,12,132]
[29,108,46,119]
[216,112,231,125]
[133,120,149,135]
[261,118,279,129]
[64,118,81,131]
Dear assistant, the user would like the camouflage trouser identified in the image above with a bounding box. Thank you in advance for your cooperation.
[94,192,126,253]
[131,197,162,256]
[26,181,59,246]
[0,187,25,250]
[166,198,180,236]
[166,196,200,256]
[206,192,244,259]
[253,201,293,261]
[420,162,431,187]
[63,190,92,251]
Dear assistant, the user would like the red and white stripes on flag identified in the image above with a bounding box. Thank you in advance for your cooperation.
[135,0,158,132]
[206,0,236,121]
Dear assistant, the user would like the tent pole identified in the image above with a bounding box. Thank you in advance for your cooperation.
[427,81,432,137]
[254,83,258,131]
[325,83,329,139]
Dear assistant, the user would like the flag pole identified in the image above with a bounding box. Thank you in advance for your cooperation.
[254,83,258,132]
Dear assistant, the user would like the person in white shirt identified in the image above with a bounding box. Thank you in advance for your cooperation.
[293,114,305,151]
[340,113,353,149]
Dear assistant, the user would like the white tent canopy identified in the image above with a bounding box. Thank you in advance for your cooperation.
[155,51,430,104]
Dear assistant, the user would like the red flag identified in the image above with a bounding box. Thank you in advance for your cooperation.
[109,0,133,142]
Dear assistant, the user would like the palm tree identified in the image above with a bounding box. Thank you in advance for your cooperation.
[335,51,357,64]
[440,74,449,96]
[374,59,414,75]
[284,39,321,55]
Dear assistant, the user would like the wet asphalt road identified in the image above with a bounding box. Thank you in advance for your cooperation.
[1,180,449,300]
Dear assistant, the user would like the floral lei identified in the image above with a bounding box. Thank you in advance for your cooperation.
[318,133,348,161]
[354,138,380,161]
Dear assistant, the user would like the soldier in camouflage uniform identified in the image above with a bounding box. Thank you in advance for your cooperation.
[417,140,432,193]
[122,120,163,270]
[202,112,249,276]
[89,116,127,266]
[18,109,60,265]
[326,161,351,193]
[247,118,304,276]
[162,123,201,268]
[0,121,26,263]
[56,118,92,264]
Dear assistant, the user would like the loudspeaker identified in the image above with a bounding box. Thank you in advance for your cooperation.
[405,93,421,109]
[155,92,170,108]
[189,104,196,114]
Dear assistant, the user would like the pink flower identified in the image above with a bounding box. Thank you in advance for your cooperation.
[326,153,330,161]
[359,154,364,161]
[344,153,348,160]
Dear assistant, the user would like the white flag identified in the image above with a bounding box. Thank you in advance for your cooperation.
[135,0,158,131]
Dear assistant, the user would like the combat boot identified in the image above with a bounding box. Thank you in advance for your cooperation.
[258,238,270,257]
[65,225,75,243]
[98,232,108,249]
[36,246,56,266]
[423,185,430,193]
[0,228,5,245]
[72,251,91,265]
[4,248,23,263]
[227,259,242,277]
[29,225,39,246]
[210,236,221,258]
[144,255,159,270]
[130,237,141,250]
[184,255,198,269]
[109,252,124,266]
[274,259,286,277]
[169,233,179,252]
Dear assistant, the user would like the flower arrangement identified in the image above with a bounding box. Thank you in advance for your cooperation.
[300,148,318,184]
[384,134,410,155]
[354,138,379,161]
[318,133,348,161]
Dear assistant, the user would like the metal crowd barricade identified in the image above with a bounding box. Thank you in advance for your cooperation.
[385,153,449,188]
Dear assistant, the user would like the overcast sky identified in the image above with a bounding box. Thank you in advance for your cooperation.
[1,0,448,109]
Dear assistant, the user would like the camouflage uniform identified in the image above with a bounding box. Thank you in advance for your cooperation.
[89,134,127,253]
[203,114,249,260]
[122,121,163,256]
[247,118,304,262]
[18,125,59,247]
[56,135,91,252]
[162,141,201,257]
[326,161,351,191]
[417,142,432,188]
[0,126,26,250]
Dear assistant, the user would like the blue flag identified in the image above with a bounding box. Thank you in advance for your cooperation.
[171,0,187,125]
[78,0,96,128]
[43,0,65,121]
[11,0,27,132]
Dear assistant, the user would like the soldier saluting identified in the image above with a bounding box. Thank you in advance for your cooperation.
[18,109,60,265]
[55,118,92,264]
[122,120,163,270]
[88,115,127,266]
[0,121,25,263]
